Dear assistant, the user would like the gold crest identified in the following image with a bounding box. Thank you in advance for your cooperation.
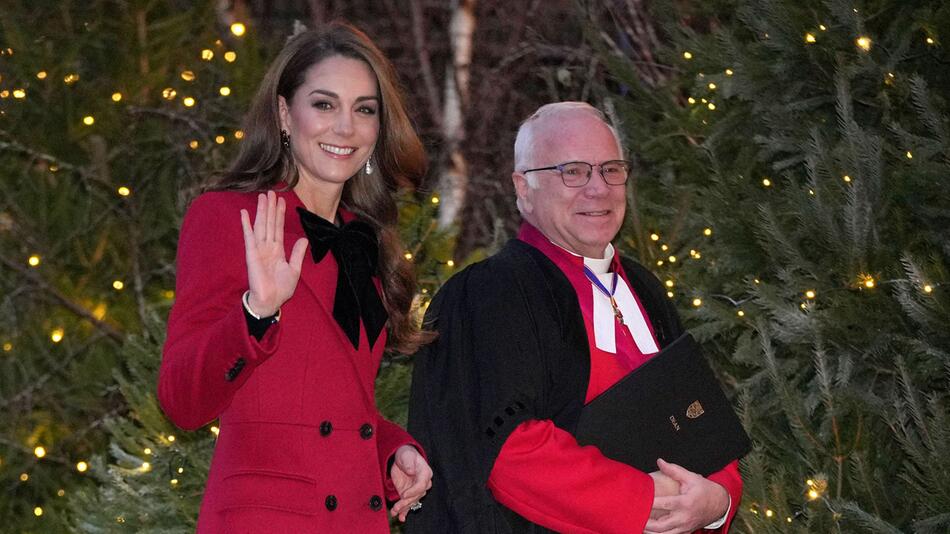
[686,400,705,419]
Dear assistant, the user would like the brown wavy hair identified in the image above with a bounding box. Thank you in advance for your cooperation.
[207,22,430,354]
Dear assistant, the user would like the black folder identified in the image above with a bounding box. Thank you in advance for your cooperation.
[574,333,750,476]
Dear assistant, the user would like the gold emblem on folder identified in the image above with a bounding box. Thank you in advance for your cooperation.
[686,400,705,419]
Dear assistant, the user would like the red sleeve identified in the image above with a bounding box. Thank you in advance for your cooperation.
[488,419,654,534]
[376,415,426,501]
[158,193,282,430]
[703,460,742,532]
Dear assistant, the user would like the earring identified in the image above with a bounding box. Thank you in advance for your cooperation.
[280,130,291,149]
[365,157,374,175]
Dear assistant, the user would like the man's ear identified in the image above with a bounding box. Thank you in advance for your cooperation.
[278,95,290,132]
[512,172,533,214]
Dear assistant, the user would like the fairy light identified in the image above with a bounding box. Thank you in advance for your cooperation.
[819,24,827,31]
[113,280,125,290]
[737,310,745,317]
[180,70,196,82]
[708,82,717,90]
[666,291,674,298]
[83,115,95,126]
[34,507,43,517]
[665,280,674,288]
[856,36,872,51]
[64,73,79,85]
[905,151,913,159]
[656,260,664,266]
[20,473,29,482]
[219,86,231,96]
[215,135,225,144]
[805,33,816,44]
[177,467,184,474]
[28,255,41,267]
[692,298,702,307]
[661,244,669,251]
[446,260,455,267]
[224,51,237,62]
[762,178,772,187]
[404,252,413,261]
[210,426,219,436]
[117,186,131,196]
[0,90,8,98]
[112,92,122,102]
[683,51,693,59]
[140,462,151,472]
[34,446,46,458]
[707,102,716,110]
[687,97,696,104]
[76,461,88,472]
[923,284,933,293]
[926,37,935,45]
[843,175,852,183]
[162,87,177,100]
[189,140,199,149]
[431,196,440,204]
[201,49,214,60]
[170,478,179,485]
[3,342,11,351]
[182,96,196,107]
[51,328,64,343]
[668,255,677,263]
[167,435,176,443]
[703,228,712,236]
[805,290,816,299]
[862,275,875,288]
[92,303,107,320]
[36,71,47,79]
[725,68,734,76]
[766,509,774,518]
[230,22,247,37]
[234,130,244,139]
[650,233,660,241]
[57,489,65,497]
[143,448,152,455]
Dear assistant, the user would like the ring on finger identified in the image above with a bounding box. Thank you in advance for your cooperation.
[409,502,422,512]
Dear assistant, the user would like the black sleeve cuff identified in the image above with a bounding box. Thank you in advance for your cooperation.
[243,303,278,341]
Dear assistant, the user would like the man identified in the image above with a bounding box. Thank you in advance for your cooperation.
[407,102,742,533]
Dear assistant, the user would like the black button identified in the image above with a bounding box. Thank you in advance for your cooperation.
[319,421,333,437]
[224,357,246,382]
[359,423,374,439]
[369,495,382,511]
[325,495,338,511]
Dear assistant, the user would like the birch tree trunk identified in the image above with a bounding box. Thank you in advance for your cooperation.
[437,0,476,229]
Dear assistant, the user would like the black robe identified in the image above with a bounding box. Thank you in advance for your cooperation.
[406,238,683,533]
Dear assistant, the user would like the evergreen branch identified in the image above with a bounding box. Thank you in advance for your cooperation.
[0,254,124,342]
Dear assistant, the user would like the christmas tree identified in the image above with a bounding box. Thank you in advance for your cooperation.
[598,0,950,531]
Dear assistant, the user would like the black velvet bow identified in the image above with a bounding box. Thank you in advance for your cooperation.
[297,207,388,350]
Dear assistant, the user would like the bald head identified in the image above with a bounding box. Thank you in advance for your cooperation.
[513,102,624,175]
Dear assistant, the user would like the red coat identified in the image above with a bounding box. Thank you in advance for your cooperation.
[159,189,419,533]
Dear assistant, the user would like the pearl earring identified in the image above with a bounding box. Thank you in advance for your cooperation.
[365,158,374,175]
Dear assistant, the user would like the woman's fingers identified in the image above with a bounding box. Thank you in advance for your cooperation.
[275,196,286,245]
[265,190,277,242]
[254,193,267,241]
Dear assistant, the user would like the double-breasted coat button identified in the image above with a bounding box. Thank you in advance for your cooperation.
[224,357,246,382]
[369,495,383,511]
[325,495,338,511]
[359,423,374,439]
[319,421,333,437]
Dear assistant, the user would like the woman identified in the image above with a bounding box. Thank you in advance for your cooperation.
[159,23,432,533]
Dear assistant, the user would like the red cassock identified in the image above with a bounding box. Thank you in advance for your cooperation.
[487,224,742,534]
[159,189,419,533]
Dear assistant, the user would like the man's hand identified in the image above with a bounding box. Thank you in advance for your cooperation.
[649,469,680,520]
[390,445,433,522]
[645,459,729,534]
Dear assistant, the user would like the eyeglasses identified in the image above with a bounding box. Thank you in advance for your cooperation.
[520,160,631,187]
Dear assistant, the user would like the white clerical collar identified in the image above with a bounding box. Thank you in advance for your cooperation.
[549,240,658,356]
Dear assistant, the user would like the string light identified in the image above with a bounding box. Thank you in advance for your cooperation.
[210,426,219,436]
[762,178,772,187]
[404,252,413,260]
[665,280,674,288]
[856,36,872,51]
[708,82,717,90]
[143,448,152,455]
[12,89,26,99]
[117,186,131,196]
[926,37,935,45]
[189,140,199,149]
[804,33,816,44]
[661,244,669,251]
[76,461,88,472]
[862,275,875,288]
[112,92,122,102]
[28,255,41,267]
[668,255,677,263]
[234,130,244,139]
[163,290,175,299]
[20,473,29,482]
[725,68,734,76]
[113,280,125,290]
[0,90,8,98]
[707,102,716,110]
[139,462,151,472]
[215,135,225,144]
[64,73,79,85]
[177,467,184,474]
[230,22,247,37]
[650,233,660,241]
[180,70,196,82]
[57,489,65,497]
[167,435,176,442]
[805,290,816,299]
[3,342,11,351]
[446,260,455,267]
[201,49,214,60]
[36,71,47,79]
[692,298,702,307]
[219,86,231,96]
[905,151,913,159]
[182,96,196,107]
[703,227,712,236]
[34,446,46,458]
[683,51,693,59]
[766,509,774,518]
[224,51,237,62]
[656,260,664,266]
[843,175,852,183]
[737,310,745,317]
[170,478,179,485]
[923,284,933,293]
[819,24,827,31]
[431,196,440,204]
[667,291,674,298]
[33,507,43,517]
[162,87,177,100]
[83,115,95,126]
[687,97,696,104]
[51,328,64,343]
